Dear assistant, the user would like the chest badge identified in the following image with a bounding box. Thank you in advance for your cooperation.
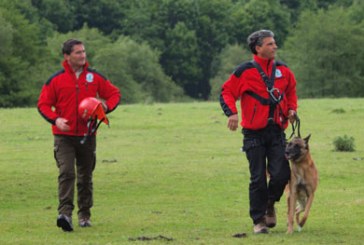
[275,69,282,78]
[86,73,94,83]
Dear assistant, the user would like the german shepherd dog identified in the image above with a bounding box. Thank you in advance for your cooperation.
[285,135,318,234]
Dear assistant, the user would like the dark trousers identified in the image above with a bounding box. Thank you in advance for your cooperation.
[53,135,96,219]
[242,125,290,224]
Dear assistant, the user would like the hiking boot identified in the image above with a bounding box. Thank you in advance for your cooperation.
[57,214,73,232]
[253,222,269,234]
[266,200,276,228]
[79,217,92,227]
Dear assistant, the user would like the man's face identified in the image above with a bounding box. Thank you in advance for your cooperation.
[256,37,277,60]
[64,44,86,69]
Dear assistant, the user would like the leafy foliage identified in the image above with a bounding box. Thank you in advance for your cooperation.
[93,36,184,103]
[0,0,363,106]
[0,2,48,107]
[209,44,251,100]
[161,22,201,90]
[232,0,291,46]
[281,4,364,98]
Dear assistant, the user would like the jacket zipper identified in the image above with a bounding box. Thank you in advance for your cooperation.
[75,81,79,135]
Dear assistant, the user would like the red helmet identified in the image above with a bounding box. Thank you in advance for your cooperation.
[78,97,109,125]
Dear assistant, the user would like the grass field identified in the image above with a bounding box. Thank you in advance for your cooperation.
[0,99,363,244]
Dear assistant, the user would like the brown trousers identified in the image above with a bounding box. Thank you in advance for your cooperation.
[53,135,96,219]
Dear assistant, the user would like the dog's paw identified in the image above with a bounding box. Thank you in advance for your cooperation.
[297,225,302,232]
[286,227,294,234]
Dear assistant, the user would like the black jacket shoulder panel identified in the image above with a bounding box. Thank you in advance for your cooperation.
[45,69,65,85]
[276,60,287,67]
[87,67,107,80]
[233,61,255,78]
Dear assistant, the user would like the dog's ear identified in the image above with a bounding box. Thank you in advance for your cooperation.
[304,134,311,149]
[303,134,311,142]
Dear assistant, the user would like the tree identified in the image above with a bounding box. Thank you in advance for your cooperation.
[231,0,291,46]
[71,0,126,35]
[0,14,13,62]
[190,0,235,99]
[46,24,112,67]
[209,44,251,100]
[281,4,364,97]
[279,0,317,23]
[161,22,201,92]
[31,0,76,33]
[0,13,15,107]
[93,36,185,103]
[116,0,235,100]
[0,2,49,107]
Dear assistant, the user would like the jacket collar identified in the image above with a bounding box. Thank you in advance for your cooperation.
[62,60,89,74]
[253,55,274,74]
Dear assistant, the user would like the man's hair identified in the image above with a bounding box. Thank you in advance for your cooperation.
[247,30,274,55]
[62,39,83,55]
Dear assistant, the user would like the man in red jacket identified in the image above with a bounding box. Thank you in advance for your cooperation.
[220,30,297,234]
[38,39,121,232]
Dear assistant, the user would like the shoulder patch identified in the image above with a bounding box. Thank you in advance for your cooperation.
[45,69,65,85]
[87,67,107,80]
[233,61,255,78]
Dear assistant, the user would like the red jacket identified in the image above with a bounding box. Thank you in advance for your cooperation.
[38,60,121,136]
[220,55,297,130]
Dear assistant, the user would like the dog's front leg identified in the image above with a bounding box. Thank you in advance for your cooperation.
[287,184,296,234]
[298,192,315,229]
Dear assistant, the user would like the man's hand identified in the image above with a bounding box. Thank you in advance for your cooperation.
[97,98,108,112]
[227,114,239,131]
[288,110,296,124]
[101,101,108,112]
[55,117,70,132]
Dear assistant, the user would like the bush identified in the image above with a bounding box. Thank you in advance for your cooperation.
[333,135,355,152]
[331,108,346,114]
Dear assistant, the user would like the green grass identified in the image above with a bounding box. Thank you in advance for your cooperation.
[0,98,364,244]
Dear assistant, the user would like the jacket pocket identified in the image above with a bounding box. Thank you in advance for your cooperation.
[54,144,61,168]
[242,100,269,129]
[242,137,262,163]
[250,104,257,124]
[242,137,261,152]
[54,136,64,168]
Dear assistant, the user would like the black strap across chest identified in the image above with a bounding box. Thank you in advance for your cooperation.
[252,60,276,90]
[246,60,284,121]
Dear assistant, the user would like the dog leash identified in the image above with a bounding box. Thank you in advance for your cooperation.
[288,113,301,139]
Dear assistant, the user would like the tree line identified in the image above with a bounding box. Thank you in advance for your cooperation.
[0,0,363,107]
